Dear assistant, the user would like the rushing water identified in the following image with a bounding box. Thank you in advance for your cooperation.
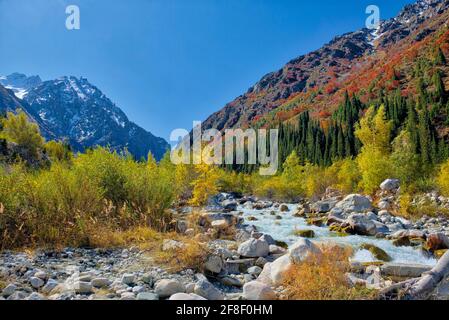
[240,204,438,266]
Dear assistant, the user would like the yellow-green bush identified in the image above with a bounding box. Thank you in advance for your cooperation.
[437,159,449,197]
[0,111,45,160]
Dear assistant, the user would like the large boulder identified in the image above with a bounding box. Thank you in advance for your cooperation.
[243,281,277,300]
[426,233,449,251]
[289,238,321,264]
[238,238,270,258]
[311,199,338,213]
[154,279,185,298]
[335,194,372,213]
[344,214,377,236]
[380,179,400,192]
[269,254,292,286]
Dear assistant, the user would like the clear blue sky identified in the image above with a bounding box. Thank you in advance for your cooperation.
[0,0,414,140]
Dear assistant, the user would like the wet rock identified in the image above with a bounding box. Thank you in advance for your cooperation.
[425,233,449,251]
[292,229,315,238]
[279,204,289,212]
[344,214,377,236]
[237,238,270,258]
[311,199,338,213]
[360,243,392,262]
[155,279,185,298]
[222,199,238,212]
[243,281,276,300]
[260,234,276,246]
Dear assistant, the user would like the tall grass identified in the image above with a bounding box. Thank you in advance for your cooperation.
[0,148,177,249]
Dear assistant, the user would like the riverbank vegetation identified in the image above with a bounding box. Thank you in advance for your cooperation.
[2,106,449,249]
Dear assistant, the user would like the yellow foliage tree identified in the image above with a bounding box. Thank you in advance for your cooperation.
[189,163,221,206]
[355,105,394,194]
[437,159,449,197]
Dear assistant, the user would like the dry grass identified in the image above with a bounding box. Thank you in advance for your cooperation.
[154,239,210,273]
[86,226,164,249]
[282,245,377,300]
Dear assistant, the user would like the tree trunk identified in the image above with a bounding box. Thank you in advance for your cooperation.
[401,249,449,300]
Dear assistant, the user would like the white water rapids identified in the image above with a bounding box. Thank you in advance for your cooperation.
[240,204,437,266]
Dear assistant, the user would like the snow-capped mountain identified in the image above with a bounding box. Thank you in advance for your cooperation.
[0,74,169,160]
[0,72,42,99]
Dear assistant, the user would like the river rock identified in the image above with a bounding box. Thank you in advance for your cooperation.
[92,277,110,288]
[279,204,289,212]
[219,276,243,287]
[269,254,292,285]
[380,179,400,191]
[155,279,185,298]
[2,284,17,297]
[204,255,223,274]
[238,238,270,258]
[360,243,392,262]
[169,292,207,300]
[74,281,93,294]
[380,263,432,278]
[25,292,46,300]
[335,194,372,213]
[247,266,263,276]
[243,281,276,300]
[289,238,321,264]
[121,273,135,286]
[136,292,159,300]
[426,232,449,251]
[311,199,338,213]
[30,277,45,289]
[194,280,225,300]
[42,279,59,294]
[344,214,377,236]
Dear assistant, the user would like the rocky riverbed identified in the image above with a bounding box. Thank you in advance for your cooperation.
[2,179,449,300]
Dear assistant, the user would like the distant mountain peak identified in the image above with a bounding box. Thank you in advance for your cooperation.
[0,73,169,160]
[0,73,42,99]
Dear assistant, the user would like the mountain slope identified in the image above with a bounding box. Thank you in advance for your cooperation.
[202,0,449,132]
[0,74,169,160]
